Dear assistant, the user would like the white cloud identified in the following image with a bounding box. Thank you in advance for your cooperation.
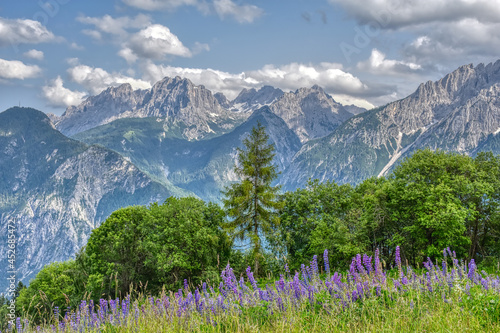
[77,14,151,38]
[118,48,139,64]
[357,49,421,76]
[404,19,500,63]
[122,24,192,62]
[70,42,84,50]
[0,58,41,80]
[122,0,199,11]
[247,62,372,97]
[82,29,102,41]
[68,64,151,95]
[42,76,86,108]
[0,17,56,46]
[329,0,500,73]
[213,0,264,23]
[23,49,44,61]
[327,0,500,29]
[141,61,388,103]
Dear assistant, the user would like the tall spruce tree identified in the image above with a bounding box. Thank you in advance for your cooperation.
[223,121,282,275]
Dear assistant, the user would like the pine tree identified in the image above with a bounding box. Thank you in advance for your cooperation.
[223,121,283,275]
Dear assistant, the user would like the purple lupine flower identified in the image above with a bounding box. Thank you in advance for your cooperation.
[307,285,314,305]
[246,266,259,290]
[276,274,286,293]
[356,254,365,275]
[363,254,373,274]
[311,255,319,277]
[468,259,476,282]
[276,296,285,311]
[292,272,302,300]
[219,282,227,298]
[324,249,330,276]
[349,257,357,279]
[481,278,489,290]
[184,279,189,291]
[375,285,381,296]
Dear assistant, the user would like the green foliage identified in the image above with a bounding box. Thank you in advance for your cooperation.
[15,260,85,323]
[81,197,230,298]
[388,149,500,263]
[223,122,283,274]
[277,149,500,270]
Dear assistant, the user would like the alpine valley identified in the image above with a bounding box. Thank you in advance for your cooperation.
[1,60,500,292]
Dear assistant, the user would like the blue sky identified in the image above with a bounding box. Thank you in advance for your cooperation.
[1,0,499,115]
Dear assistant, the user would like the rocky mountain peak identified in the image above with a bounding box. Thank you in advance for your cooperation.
[270,86,353,143]
[231,85,284,112]
[55,76,243,140]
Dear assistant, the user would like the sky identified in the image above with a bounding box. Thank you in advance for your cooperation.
[0,0,499,115]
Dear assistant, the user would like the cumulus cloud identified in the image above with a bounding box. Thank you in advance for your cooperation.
[42,76,86,108]
[117,48,139,64]
[327,0,500,29]
[68,64,151,95]
[0,17,56,46]
[0,58,41,80]
[247,62,374,97]
[403,19,500,63]
[357,49,422,76]
[121,24,192,62]
[77,14,151,38]
[213,0,264,23]
[141,61,391,104]
[23,49,44,61]
[329,0,500,73]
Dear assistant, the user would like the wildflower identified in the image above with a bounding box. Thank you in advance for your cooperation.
[324,249,330,277]
[468,259,476,282]
[246,266,259,290]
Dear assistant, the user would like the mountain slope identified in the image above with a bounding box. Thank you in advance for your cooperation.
[0,107,176,292]
[282,60,500,189]
[74,106,302,202]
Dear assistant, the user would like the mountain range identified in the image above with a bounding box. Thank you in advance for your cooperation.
[1,60,499,292]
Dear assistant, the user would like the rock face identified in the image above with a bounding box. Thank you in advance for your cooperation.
[270,85,353,143]
[0,107,174,292]
[231,86,284,113]
[282,60,500,189]
[56,77,244,140]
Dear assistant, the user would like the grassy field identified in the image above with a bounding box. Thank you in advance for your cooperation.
[11,248,500,332]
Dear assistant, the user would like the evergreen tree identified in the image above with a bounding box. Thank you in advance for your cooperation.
[223,122,283,275]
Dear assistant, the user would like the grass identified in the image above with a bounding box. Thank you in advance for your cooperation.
[9,249,500,332]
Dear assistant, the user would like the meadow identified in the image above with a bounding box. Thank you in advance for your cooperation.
[8,247,500,332]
